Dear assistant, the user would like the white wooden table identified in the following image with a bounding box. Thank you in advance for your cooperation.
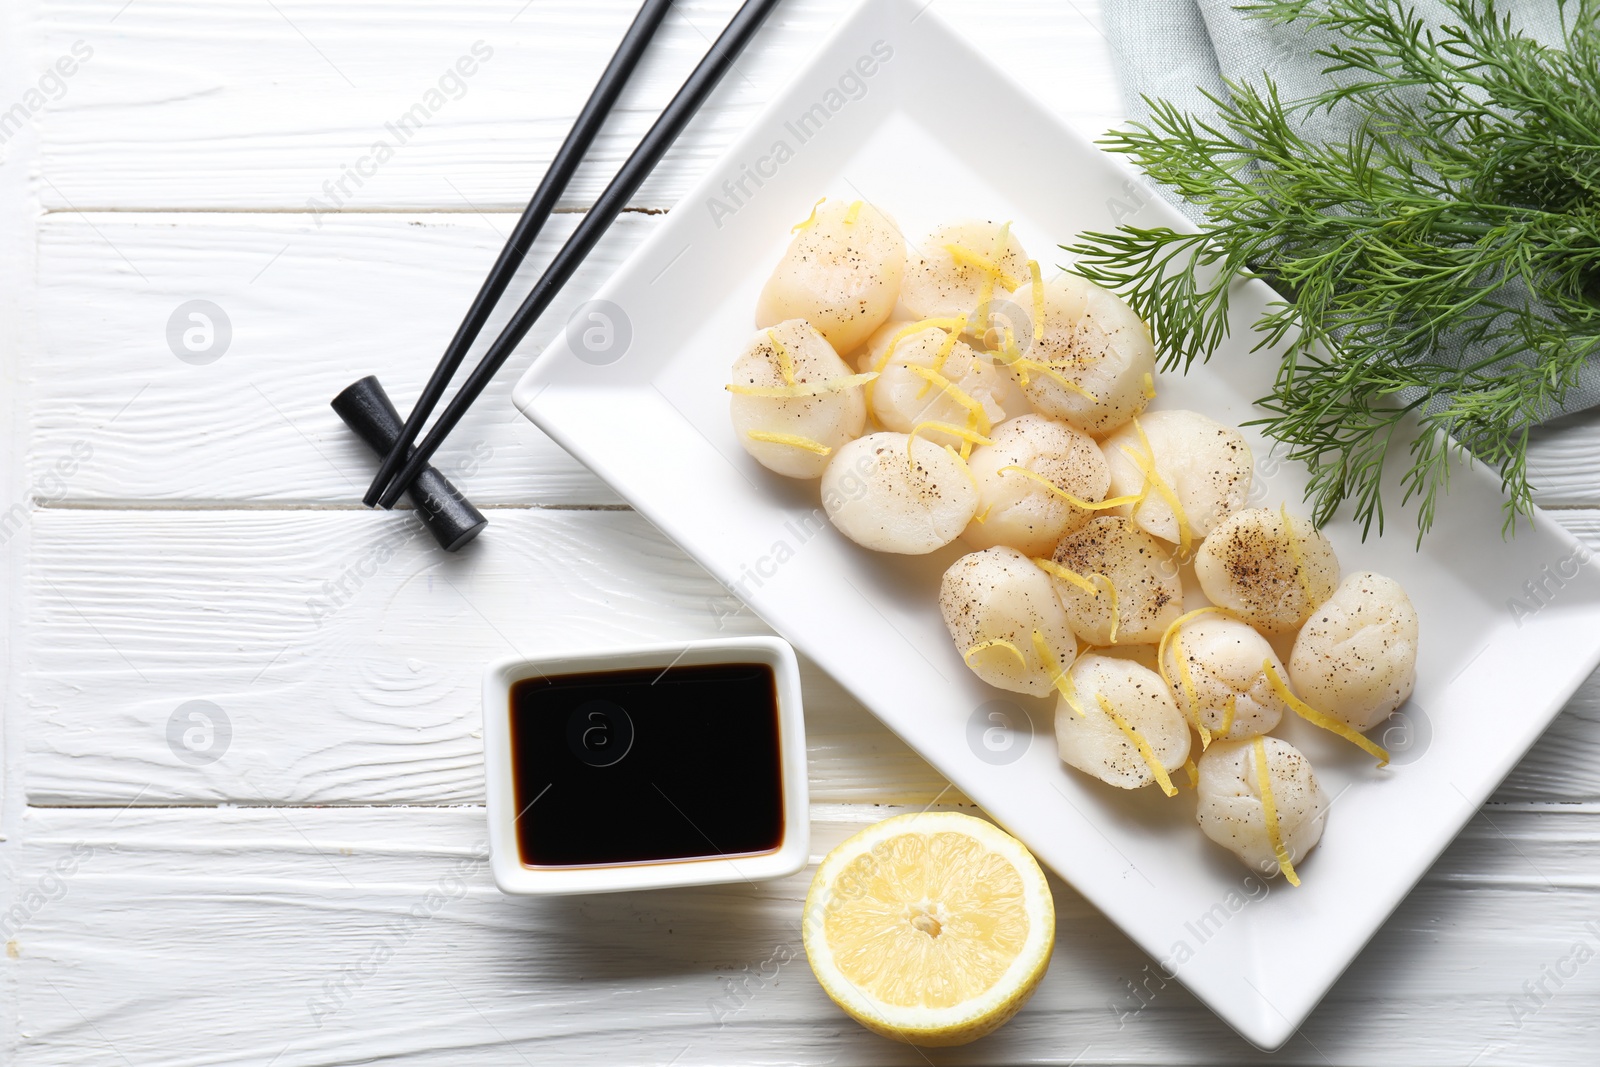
[3,2,1598,1063]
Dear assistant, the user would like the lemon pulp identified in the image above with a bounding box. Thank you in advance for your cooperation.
[803,812,1054,1046]
[827,832,1025,1007]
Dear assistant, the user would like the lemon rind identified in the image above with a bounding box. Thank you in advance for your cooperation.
[801,811,1055,1046]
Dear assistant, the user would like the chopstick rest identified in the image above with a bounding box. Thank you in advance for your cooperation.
[332,376,487,552]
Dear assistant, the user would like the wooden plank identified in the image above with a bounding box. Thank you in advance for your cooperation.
[36,0,1121,211]
[2,0,46,839]
[13,2,1600,1064]
[20,507,1600,807]
[19,506,953,807]
[29,212,640,507]
[1527,408,1600,509]
[31,210,1600,509]
[5,803,1598,1066]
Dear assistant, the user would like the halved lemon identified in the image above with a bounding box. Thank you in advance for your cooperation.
[801,811,1055,1046]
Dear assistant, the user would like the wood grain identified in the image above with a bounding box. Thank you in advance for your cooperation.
[19,506,954,807]
[12,0,1600,1061]
[1527,408,1600,508]
[6,804,1598,1066]
[36,0,1119,211]
[0,0,39,838]
[29,212,638,506]
[30,211,1600,509]
[20,507,1600,808]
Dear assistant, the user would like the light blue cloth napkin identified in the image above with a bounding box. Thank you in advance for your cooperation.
[1101,0,1600,418]
[1103,0,1571,205]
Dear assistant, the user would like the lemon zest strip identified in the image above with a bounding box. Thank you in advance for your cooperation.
[1058,674,1089,718]
[1142,371,1157,399]
[1031,559,1118,641]
[1183,758,1199,790]
[791,197,826,232]
[1031,557,1100,597]
[1028,259,1045,340]
[871,317,972,374]
[981,222,1015,325]
[930,316,968,374]
[1219,694,1238,736]
[996,327,1024,377]
[1262,660,1390,766]
[766,329,797,386]
[1252,735,1301,886]
[994,329,1100,386]
[1156,606,1243,749]
[998,465,1141,511]
[942,443,977,479]
[945,241,1021,292]
[745,431,831,455]
[908,421,993,465]
[1032,352,1108,368]
[1280,502,1312,601]
[1030,628,1077,710]
[963,638,1026,671]
[1123,416,1193,555]
[1102,574,1120,643]
[905,365,990,435]
[1172,632,1209,750]
[1015,358,1100,403]
[1096,693,1178,797]
[843,199,863,224]
[726,372,877,398]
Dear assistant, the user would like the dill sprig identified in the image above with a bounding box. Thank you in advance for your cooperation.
[1066,0,1600,540]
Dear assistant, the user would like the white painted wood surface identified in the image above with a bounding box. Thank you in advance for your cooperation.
[8,804,1600,1067]
[4,0,1599,1064]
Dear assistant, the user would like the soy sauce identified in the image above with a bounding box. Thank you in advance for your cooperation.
[508,662,785,867]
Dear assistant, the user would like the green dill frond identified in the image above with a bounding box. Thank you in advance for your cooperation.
[1067,0,1600,541]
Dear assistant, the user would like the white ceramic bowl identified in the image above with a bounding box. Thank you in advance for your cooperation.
[483,636,809,895]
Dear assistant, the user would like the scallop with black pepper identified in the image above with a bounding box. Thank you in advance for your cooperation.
[756,198,905,353]
[1288,571,1419,732]
[1101,409,1252,551]
[1005,273,1156,437]
[728,319,871,478]
[1054,653,1190,792]
[939,546,1079,696]
[1195,507,1340,634]
[1158,609,1288,740]
[962,415,1111,557]
[822,431,979,554]
[1195,736,1328,881]
[1047,515,1182,646]
[900,219,1030,325]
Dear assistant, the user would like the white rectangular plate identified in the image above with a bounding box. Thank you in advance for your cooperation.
[513,0,1600,1048]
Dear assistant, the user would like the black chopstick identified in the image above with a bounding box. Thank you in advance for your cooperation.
[372,0,783,509]
[361,0,676,507]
